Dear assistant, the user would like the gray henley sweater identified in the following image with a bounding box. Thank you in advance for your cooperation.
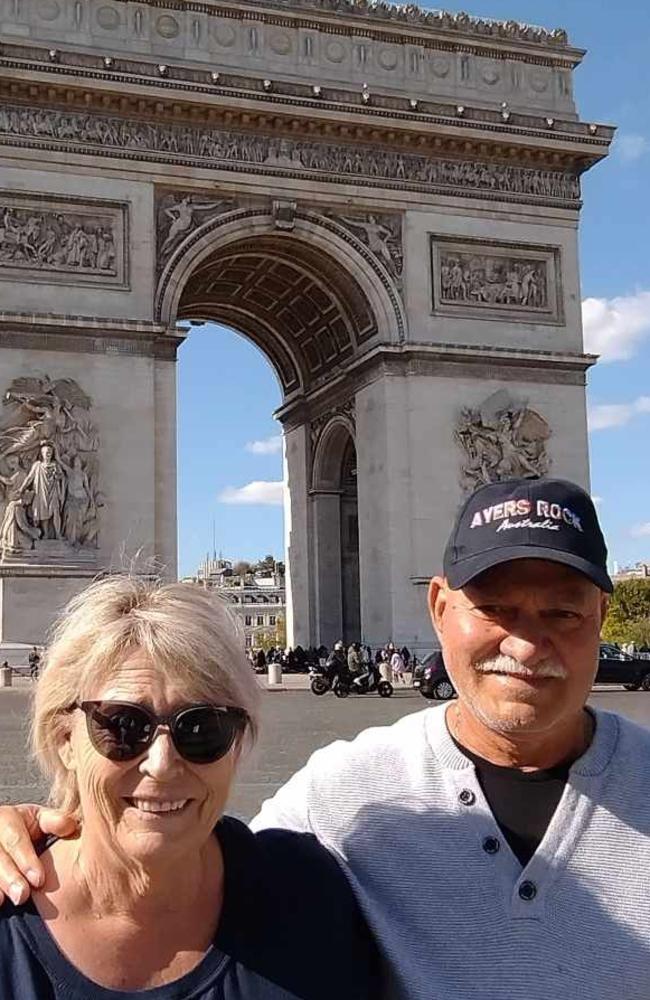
[251,705,650,999]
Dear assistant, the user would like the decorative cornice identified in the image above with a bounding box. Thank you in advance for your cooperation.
[80,0,575,52]
[0,311,183,360]
[276,342,596,426]
[0,44,613,157]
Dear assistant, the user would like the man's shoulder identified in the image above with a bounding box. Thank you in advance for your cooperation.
[605,708,650,760]
[289,704,446,816]
[307,704,438,770]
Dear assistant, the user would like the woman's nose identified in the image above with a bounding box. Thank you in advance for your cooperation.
[139,728,184,776]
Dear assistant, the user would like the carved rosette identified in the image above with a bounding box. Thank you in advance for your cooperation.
[0,375,102,565]
[455,391,551,493]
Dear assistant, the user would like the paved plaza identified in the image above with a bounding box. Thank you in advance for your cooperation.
[1,682,649,822]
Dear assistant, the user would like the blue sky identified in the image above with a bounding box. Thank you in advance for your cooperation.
[177,0,650,578]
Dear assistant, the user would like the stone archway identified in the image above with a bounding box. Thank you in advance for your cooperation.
[0,0,609,655]
[310,416,360,647]
[157,205,398,647]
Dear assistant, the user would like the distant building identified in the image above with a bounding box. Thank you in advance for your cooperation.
[182,556,286,649]
[612,562,650,581]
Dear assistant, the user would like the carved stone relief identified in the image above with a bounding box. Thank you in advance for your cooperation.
[455,390,550,493]
[156,191,236,270]
[431,236,563,324]
[310,398,356,454]
[0,193,127,286]
[0,375,101,564]
[331,213,403,281]
[0,105,581,208]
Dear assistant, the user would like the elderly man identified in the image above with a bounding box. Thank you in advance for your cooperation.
[1,478,649,998]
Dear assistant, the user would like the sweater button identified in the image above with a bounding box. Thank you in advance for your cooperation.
[482,836,500,855]
[459,788,475,806]
[518,880,537,901]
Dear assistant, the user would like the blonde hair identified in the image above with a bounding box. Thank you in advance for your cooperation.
[32,575,261,816]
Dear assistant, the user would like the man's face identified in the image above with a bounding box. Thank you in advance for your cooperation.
[429,560,608,737]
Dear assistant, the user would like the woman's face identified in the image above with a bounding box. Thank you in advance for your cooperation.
[63,649,239,864]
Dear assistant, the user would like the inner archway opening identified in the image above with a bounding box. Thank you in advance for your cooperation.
[172,224,382,650]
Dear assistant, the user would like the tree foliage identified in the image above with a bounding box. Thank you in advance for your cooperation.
[601,579,650,646]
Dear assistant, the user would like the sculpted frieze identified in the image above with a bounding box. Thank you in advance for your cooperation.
[431,237,563,324]
[331,213,403,281]
[455,391,551,493]
[0,193,127,286]
[0,104,581,207]
[156,192,237,269]
[0,375,102,564]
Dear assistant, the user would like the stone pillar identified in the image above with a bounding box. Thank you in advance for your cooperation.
[355,376,415,652]
[356,366,594,657]
[311,491,344,647]
[283,424,311,647]
[154,358,178,580]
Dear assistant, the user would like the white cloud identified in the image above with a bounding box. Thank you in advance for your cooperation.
[615,134,649,163]
[631,523,650,538]
[588,396,650,431]
[218,481,284,506]
[245,435,283,456]
[582,291,650,361]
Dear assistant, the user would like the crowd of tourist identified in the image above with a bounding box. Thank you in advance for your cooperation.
[247,641,418,681]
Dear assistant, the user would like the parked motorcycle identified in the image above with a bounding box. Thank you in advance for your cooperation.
[309,664,331,696]
[334,666,393,699]
[310,663,393,698]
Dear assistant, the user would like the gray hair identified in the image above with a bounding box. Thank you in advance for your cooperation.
[32,575,261,816]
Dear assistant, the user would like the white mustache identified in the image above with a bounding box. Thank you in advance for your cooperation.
[473,654,567,680]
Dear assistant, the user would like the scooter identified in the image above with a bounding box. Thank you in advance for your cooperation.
[309,664,331,696]
[334,665,393,699]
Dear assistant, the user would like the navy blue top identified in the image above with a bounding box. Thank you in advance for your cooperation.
[0,816,380,999]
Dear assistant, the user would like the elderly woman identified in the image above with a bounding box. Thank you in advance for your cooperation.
[0,576,378,998]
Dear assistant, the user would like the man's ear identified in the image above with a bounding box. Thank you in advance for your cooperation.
[428,576,448,638]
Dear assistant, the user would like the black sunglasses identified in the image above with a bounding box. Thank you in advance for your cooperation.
[76,701,248,764]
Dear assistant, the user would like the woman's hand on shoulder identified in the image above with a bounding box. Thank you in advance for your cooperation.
[0,804,78,905]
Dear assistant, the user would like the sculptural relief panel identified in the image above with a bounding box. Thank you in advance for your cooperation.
[156,191,237,271]
[330,212,403,282]
[0,193,128,288]
[0,105,581,209]
[431,236,563,324]
[455,390,551,493]
[0,375,102,564]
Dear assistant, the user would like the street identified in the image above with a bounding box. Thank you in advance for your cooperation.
[1,683,649,821]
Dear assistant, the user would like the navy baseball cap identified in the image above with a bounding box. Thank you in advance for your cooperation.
[444,477,613,593]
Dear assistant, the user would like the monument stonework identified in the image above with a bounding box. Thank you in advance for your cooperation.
[0,0,612,653]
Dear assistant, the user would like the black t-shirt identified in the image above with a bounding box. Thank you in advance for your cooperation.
[0,816,380,1000]
[454,739,569,866]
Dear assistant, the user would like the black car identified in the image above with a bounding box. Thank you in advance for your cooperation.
[413,644,650,701]
[596,644,650,691]
[413,651,455,701]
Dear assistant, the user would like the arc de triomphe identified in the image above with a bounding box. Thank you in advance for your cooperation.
[0,0,611,655]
